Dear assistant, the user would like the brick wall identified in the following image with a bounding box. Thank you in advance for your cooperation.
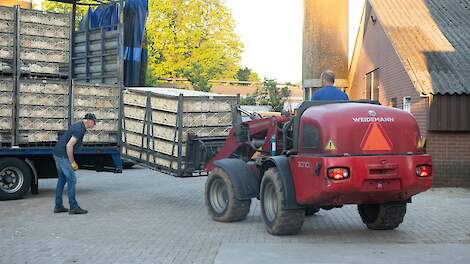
[349,8,470,186]
[427,132,470,187]
[349,10,429,136]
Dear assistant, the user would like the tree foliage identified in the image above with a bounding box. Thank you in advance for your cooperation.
[240,79,291,112]
[240,95,256,105]
[255,79,290,112]
[146,0,243,91]
[41,0,92,26]
[235,67,260,84]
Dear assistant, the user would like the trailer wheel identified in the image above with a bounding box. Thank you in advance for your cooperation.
[358,201,407,230]
[260,168,305,235]
[205,168,251,222]
[0,158,32,201]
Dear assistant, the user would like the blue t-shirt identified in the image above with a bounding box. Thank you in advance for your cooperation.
[311,85,349,101]
[53,122,87,157]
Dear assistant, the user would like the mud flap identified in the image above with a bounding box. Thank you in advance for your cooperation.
[266,156,303,209]
[213,159,259,200]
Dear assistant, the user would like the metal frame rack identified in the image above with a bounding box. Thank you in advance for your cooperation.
[0,1,124,172]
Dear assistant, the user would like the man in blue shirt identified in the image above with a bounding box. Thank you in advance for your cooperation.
[311,70,349,101]
[53,113,96,215]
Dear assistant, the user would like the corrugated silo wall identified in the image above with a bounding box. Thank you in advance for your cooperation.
[303,0,349,99]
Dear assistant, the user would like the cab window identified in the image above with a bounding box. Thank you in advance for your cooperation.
[302,124,319,149]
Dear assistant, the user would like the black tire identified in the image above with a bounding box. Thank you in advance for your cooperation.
[260,168,305,235]
[0,158,32,201]
[358,201,407,230]
[305,207,320,216]
[205,168,251,222]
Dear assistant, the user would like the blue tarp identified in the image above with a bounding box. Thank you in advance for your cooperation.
[123,0,148,86]
[79,3,119,30]
[79,0,148,86]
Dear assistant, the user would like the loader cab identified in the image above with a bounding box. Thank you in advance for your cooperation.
[284,100,380,155]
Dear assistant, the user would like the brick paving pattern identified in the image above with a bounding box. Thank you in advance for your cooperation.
[1,167,469,263]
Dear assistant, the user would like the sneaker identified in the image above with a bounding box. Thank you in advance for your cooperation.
[69,207,88,215]
[53,206,69,213]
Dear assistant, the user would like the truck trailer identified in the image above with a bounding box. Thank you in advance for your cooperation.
[0,5,122,200]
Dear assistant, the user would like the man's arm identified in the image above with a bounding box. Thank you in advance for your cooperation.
[66,136,78,163]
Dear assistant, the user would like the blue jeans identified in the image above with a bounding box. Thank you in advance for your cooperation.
[54,155,79,209]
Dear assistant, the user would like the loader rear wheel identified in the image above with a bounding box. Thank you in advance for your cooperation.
[260,168,305,235]
[358,201,407,230]
[205,168,251,222]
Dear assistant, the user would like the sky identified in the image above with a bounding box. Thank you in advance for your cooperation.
[224,0,365,83]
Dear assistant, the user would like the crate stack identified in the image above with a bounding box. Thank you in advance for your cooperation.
[0,6,14,73]
[0,7,15,144]
[122,87,237,175]
[0,6,71,146]
[16,80,69,144]
[73,83,120,145]
[17,9,69,77]
[0,78,13,144]
[18,8,69,145]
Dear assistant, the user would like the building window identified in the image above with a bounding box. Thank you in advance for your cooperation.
[365,69,380,100]
[391,97,398,108]
[304,88,310,101]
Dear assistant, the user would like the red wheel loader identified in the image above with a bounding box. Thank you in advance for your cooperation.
[203,101,432,235]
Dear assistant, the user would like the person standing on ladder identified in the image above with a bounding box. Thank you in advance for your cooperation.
[52,113,96,215]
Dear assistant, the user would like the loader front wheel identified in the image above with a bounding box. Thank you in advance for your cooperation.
[205,168,251,222]
[260,168,305,235]
[358,201,407,230]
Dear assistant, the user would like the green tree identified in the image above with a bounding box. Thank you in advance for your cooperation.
[255,79,290,112]
[146,0,243,91]
[41,0,93,27]
[235,67,260,84]
[240,95,256,105]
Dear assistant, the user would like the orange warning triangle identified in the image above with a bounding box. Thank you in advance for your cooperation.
[360,123,392,152]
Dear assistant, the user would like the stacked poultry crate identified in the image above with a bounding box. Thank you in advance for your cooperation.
[0,6,71,146]
[0,78,13,144]
[18,8,70,76]
[122,88,237,176]
[73,82,120,145]
[19,8,70,145]
[16,80,69,144]
[0,7,15,144]
[0,6,15,73]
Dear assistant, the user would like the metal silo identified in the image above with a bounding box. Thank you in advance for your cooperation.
[303,0,349,100]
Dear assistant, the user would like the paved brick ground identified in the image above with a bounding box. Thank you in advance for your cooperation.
[1,166,470,264]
